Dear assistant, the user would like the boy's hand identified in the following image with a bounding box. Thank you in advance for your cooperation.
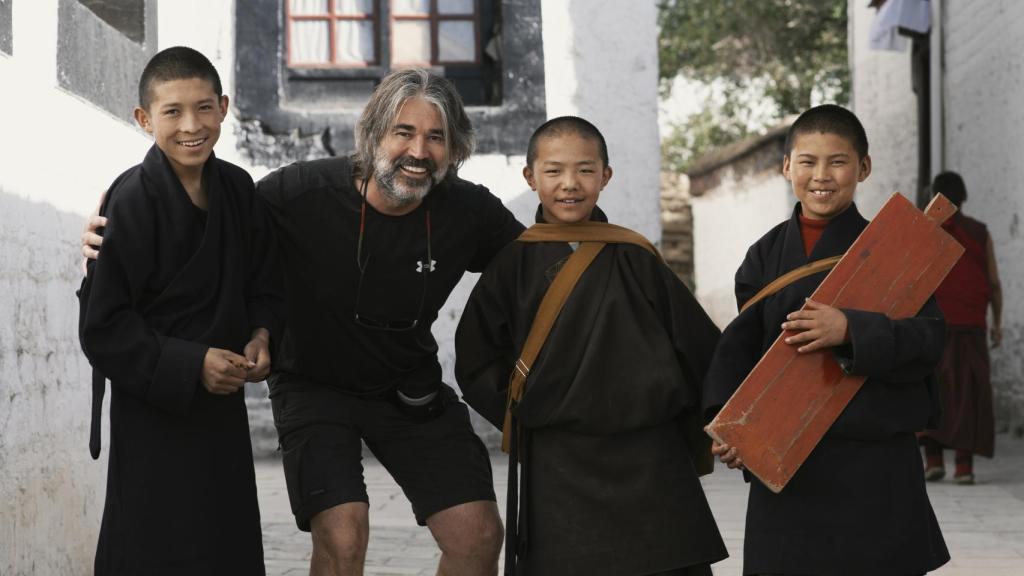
[81,190,107,272]
[244,328,271,382]
[201,348,250,395]
[711,440,745,470]
[781,298,849,353]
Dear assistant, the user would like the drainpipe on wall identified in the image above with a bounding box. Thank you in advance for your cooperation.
[929,0,945,180]
[910,31,930,209]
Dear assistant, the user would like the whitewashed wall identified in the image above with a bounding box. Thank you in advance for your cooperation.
[0,2,140,573]
[691,168,792,329]
[850,0,1024,431]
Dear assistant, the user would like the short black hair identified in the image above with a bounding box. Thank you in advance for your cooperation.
[784,104,869,160]
[932,171,968,207]
[138,46,222,110]
[526,116,609,168]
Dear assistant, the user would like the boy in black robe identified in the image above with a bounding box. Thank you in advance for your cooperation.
[78,47,285,575]
[456,116,727,576]
[704,105,950,575]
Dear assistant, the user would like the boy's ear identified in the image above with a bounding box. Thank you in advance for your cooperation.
[858,154,872,182]
[133,106,153,134]
[601,165,613,188]
[218,95,230,117]
[523,165,536,190]
[782,155,793,181]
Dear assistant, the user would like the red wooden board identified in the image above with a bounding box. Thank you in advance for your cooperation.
[706,193,963,493]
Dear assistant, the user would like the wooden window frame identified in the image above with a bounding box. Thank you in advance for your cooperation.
[286,0,382,68]
[390,0,481,68]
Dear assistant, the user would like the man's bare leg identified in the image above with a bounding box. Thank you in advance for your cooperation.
[310,502,370,576]
[426,500,503,576]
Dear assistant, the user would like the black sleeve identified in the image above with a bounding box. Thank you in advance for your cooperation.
[455,252,518,429]
[631,250,720,474]
[244,175,288,348]
[835,296,946,383]
[466,187,525,273]
[80,184,207,415]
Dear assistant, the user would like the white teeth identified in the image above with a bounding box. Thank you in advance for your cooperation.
[179,138,206,148]
[403,166,427,174]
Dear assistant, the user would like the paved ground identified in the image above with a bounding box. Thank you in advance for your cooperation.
[257,432,1024,575]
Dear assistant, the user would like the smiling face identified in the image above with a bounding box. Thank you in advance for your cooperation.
[134,77,227,181]
[783,131,871,220]
[525,132,612,224]
[371,96,449,209]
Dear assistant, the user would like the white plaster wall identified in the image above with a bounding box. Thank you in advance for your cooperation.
[691,170,793,329]
[540,0,662,241]
[848,0,918,219]
[940,0,1024,429]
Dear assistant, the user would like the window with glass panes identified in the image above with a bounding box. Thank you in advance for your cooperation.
[286,0,480,68]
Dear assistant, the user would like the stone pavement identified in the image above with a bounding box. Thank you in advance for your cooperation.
[256,433,1024,575]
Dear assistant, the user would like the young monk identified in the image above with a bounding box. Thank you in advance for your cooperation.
[78,46,285,574]
[704,104,950,575]
[456,116,727,576]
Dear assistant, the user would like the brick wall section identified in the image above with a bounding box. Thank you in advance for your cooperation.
[0,191,105,574]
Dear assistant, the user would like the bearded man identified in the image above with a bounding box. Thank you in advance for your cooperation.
[255,69,521,575]
[83,68,521,576]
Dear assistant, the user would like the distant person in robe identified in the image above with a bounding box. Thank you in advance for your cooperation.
[703,105,950,575]
[78,46,285,575]
[920,171,1002,484]
[456,116,728,576]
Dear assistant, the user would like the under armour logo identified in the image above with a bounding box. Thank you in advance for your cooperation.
[416,259,437,273]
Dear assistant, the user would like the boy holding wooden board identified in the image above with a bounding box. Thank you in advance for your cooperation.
[703,105,951,575]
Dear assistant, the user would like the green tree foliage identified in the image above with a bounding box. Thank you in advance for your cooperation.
[659,0,849,172]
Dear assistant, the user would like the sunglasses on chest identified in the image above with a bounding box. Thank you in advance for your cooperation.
[353,174,432,332]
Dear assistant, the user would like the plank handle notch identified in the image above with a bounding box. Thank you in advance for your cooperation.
[923,192,958,224]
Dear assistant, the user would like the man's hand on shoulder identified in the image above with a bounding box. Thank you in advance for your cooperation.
[244,328,272,382]
[780,298,850,353]
[201,348,251,395]
[81,190,108,272]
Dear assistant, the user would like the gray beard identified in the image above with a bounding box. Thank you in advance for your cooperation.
[373,154,448,207]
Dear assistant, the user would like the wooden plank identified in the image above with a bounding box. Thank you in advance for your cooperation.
[706,193,963,493]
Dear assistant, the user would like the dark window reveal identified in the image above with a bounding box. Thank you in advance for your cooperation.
[1,0,12,56]
[78,0,146,45]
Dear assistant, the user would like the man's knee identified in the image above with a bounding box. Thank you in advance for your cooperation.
[311,502,370,563]
[428,500,504,558]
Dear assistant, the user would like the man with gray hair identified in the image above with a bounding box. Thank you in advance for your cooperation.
[255,68,519,575]
[83,68,520,575]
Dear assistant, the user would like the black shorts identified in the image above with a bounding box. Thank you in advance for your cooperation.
[269,376,496,531]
